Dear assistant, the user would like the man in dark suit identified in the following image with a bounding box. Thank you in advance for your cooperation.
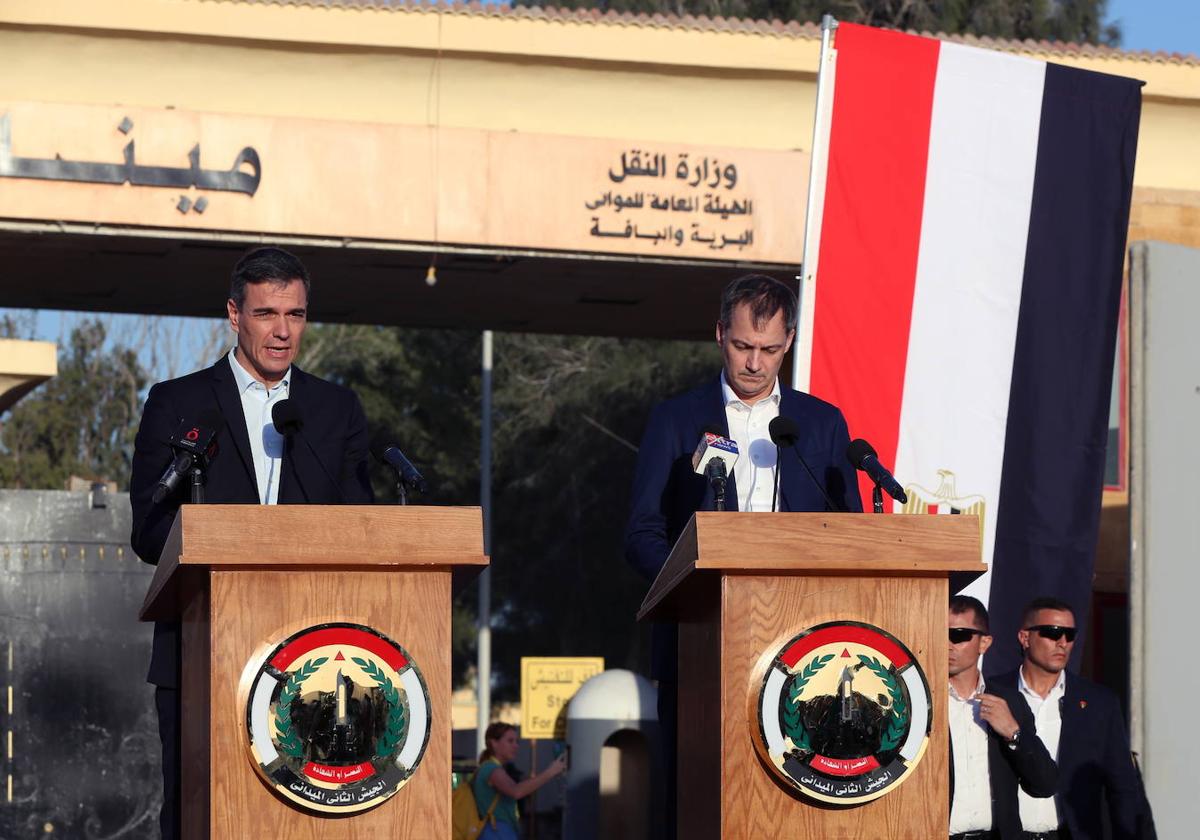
[989,597,1146,840]
[624,273,862,837]
[948,595,1057,840]
[129,247,374,839]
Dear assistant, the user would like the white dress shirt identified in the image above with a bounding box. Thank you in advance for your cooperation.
[1017,668,1066,831]
[720,371,781,512]
[227,348,290,505]
[949,673,993,833]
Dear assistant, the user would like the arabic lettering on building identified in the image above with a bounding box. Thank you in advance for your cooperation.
[587,149,755,252]
[0,112,262,215]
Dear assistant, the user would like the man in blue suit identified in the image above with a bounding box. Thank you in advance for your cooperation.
[989,597,1151,840]
[624,274,862,837]
[130,247,374,839]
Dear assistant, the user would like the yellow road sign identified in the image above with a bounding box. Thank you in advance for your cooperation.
[520,657,604,739]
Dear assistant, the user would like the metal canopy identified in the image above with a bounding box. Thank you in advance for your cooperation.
[0,224,789,340]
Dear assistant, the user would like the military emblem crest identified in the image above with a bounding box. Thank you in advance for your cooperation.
[245,622,430,813]
[752,621,932,804]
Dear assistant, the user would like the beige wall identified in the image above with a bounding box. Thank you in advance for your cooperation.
[0,338,56,413]
[3,0,1198,245]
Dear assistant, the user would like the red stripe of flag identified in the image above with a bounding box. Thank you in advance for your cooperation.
[808,23,940,504]
[781,624,911,669]
[270,627,408,672]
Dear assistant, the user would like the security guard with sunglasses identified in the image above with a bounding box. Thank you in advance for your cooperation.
[990,596,1152,840]
[949,595,1057,840]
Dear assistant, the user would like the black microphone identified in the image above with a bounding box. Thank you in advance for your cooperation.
[271,400,345,503]
[846,438,908,504]
[768,416,842,513]
[153,410,221,504]
[380,445,429,494]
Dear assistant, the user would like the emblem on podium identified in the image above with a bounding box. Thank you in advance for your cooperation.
[245,622,431,813]
[753,621,932,804]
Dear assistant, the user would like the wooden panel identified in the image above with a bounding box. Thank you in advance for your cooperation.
[676,595,722,840]
[181,584,212,840]
[695,513,980,568]
[641,513,982,621]
[206,569,452,838]
[141,506,486,620]
[721,575,948,840]
[177,505,485,561]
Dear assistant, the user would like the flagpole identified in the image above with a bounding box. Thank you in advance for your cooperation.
[793,14,838,392]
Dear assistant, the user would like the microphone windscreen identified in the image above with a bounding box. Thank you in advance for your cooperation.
[846,438,877,469]
[768,416,801,447]
[271,400,302,436]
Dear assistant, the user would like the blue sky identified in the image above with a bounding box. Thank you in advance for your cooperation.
[1106,0,1200,56]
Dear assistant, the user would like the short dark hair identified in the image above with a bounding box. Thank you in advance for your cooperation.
[949,594,990,633]
[719,274,797,333]
[229,247,311,310]
[1021,596,1075,628]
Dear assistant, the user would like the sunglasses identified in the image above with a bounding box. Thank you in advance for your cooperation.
[949,627,987,644]
[1026,625,1078,643]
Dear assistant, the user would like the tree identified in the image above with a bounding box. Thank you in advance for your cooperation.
[0,320,148,489]
[513,0,1121,46]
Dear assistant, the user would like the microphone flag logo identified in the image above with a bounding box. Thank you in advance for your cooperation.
[752,621,932,805]
[244,622,431,814]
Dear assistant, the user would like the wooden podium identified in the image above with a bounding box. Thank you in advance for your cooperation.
[638,512,984,839]
[139,505,487,839]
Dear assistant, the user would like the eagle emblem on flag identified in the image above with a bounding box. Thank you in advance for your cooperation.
[901,470,985,542]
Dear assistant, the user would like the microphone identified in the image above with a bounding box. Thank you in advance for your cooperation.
[380,445,429,495]
[768,416,842,513]
[153,410,221,504]
[271,400,345,503]
[846,438,908,504]
[692,429,738,511]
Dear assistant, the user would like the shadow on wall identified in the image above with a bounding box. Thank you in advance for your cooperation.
[600,728,652,840]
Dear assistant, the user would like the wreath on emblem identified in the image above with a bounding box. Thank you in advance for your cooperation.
[856,655,909,752]
[781,653,832,752]
[780,653,911,755]
[275,656,327,760]
[272,655,408,763]
[351,656,408,759]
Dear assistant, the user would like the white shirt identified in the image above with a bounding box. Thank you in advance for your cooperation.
[1017,668,1066,831]
[227,349,290,505]
[949,673,993,833]
[720,371,781,512]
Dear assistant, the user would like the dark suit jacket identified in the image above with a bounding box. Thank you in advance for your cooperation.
[991,669,1143,840]
[624,376,862,679]
[949,679,1058,839]
[129,357,374,687]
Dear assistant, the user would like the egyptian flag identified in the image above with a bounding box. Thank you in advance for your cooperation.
[799,23,1141,674]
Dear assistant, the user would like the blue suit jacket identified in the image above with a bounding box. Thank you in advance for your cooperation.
[129,358,374,687]
[624,375,862,679]
[990,669,1145,840]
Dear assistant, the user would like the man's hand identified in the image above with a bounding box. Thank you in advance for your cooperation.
[978,693,1020,741]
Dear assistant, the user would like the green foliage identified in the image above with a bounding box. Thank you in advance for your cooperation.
[352,657,408,757]
[513,0,1120,46]
[782,653,833,752]
[305,325,717,698]
[856,655,909,752]
[275,656,328,760]
[0,319,148,490]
